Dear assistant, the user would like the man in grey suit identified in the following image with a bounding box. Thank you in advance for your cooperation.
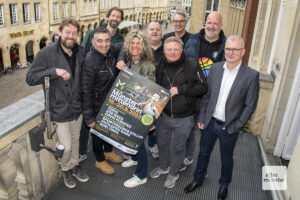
[184,35,259,200]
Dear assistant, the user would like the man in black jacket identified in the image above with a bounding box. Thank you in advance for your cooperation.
[81,27,125,174]
[149,37,207,189]
[26,19,89,188]
[162,10,190,48]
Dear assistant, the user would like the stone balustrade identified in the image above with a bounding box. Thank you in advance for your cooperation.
[0,90,61,200]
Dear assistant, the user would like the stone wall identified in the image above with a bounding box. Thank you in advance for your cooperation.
[0,91,61,200]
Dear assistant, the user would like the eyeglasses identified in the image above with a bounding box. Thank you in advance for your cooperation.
[173,20,186,24]
[224,48,244,53]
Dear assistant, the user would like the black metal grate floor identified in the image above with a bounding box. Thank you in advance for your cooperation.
[44,132,271,200]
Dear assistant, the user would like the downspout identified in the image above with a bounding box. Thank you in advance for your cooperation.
[267,0,286,74]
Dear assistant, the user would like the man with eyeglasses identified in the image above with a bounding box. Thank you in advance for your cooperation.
[149,37,207,189]
[162,10,190,48]
[184,35,259,200]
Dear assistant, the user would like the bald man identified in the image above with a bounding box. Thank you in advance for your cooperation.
[185,12,226,76]
[181,12,227,171]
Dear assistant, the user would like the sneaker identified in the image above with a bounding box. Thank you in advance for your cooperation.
[95,161,115,174]
[79,154,87,163]
[71,165,89,182]
[104,151,123,163]
[149,144,159,159]
[63,170,76,188]
[122,158,138,168]
[150,167,170,178]
[164,174,179,189]
[124,175,147,188]
[184,157,193,166]
[179,163,186,172]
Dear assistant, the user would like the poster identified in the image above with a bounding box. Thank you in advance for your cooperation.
[90,69,170,155]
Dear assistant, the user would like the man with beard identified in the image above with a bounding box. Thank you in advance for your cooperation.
[81,7,124,56]
[162,10,190,48]
[185,12,226,76]
[181,12,226,171]
[26,19,89,188]
[79,7,125,163]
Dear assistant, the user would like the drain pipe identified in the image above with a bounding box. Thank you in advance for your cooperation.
[257,135,285,200]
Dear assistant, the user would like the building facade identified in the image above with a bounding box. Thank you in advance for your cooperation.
[0,0,49,70]
[0,0,169,70]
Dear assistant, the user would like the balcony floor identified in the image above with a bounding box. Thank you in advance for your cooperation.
[44,132,272,200]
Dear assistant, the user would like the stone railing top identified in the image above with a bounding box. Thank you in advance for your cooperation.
[0,90,45,138]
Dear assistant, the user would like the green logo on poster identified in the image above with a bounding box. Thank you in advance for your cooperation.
[141,114,153,126]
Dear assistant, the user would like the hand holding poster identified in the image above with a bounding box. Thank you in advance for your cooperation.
[90,69,170,155]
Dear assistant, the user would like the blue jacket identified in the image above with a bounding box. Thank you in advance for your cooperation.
[184,29,226,62]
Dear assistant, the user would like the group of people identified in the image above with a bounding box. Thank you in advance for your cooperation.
[26,7,259,200]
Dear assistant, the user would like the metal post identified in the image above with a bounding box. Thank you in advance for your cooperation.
[44,77,52,139]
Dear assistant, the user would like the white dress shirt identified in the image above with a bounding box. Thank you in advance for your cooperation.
[213,62,241,122]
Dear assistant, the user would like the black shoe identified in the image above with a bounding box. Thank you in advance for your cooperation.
[217,187,228,200]
[184,181,202,193]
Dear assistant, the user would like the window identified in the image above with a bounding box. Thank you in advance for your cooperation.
[34,3,40,22]
[93,0,96,14]
[205,0,219,22]
[0,4,4,26]
[10,4,18,25]
[83,0,87,15]
[71,2,75,18]
[62,2,67,19]
[23,3,30,23]
[88,0,92,14]
[53,3,59,21]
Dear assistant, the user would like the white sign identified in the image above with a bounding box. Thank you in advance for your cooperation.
[262,166,287,190]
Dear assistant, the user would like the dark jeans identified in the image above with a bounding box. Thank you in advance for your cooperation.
[80,114,113,159]
[92,134,113,162]
[131,143,148,179]
[193,118,238,187]
[148,130,157,148]
[79,121,90,155]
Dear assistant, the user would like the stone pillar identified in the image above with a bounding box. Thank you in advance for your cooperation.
[2,49,11,69]
[0,145,18,200]
[189,0,206,33]
[18,44,26,66]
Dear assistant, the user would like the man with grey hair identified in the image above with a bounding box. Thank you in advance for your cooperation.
[150,36,207,189]
[184,35,259,200]
[162,10,190,47]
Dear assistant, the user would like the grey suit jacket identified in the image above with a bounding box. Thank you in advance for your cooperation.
[198,61,259,134]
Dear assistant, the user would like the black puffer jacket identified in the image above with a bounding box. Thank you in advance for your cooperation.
[81,44,125,125]
[156,53,208,118]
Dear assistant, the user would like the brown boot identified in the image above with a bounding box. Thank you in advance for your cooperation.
[95,161,115,174]
[104,151,123,163]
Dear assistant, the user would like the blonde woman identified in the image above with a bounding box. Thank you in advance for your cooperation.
[117,30,156,188]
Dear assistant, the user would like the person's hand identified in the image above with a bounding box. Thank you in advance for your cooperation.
[198,123,204,130]
[56,68,70,81]
[149,125,155,131]
[116,60,127,71]
[87,122,95,128]
[170,87,178,97]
